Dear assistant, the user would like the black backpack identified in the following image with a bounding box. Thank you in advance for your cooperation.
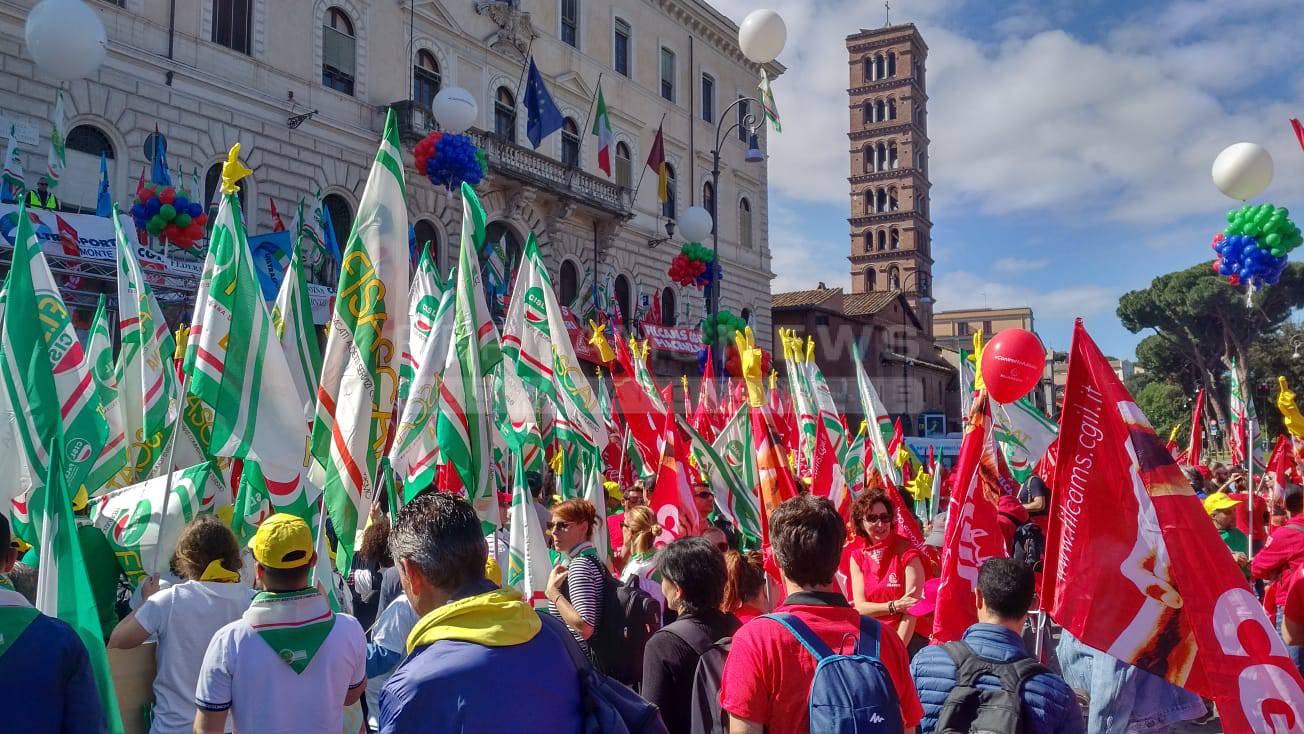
[934,640,1050,734]
[665,621,732,734]
[1011,522,1045,572]
[573,555,661,686]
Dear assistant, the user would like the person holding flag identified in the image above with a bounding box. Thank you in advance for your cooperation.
[0,513,107,732]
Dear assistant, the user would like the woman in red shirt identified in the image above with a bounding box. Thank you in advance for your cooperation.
[848,488,925,647]
[721,549,770,625]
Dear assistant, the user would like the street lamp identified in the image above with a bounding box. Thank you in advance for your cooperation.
[1292,335,1302,360]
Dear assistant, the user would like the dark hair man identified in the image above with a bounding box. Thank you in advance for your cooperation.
[378,491,581,733]
[911,558,1082,733]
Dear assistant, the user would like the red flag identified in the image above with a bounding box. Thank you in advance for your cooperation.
[932,392,1008,643]
[1186,388,1205,467]
[135,165,147,200]
[887,418,904,463]
[608,339,665,471]
[1269,434,1299,505]
[269,197,286,232]
[691,352,726,443]
[750,403,799,544]
[660,383,675,413]
[812,417,850,521]
[1042,320,1304,728]
[650,408,700,541]
[1293,118,1304,151]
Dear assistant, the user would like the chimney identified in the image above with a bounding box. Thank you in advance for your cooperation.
[817,282,826,289]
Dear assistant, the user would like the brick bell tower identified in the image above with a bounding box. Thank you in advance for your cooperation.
[845,23,933,334]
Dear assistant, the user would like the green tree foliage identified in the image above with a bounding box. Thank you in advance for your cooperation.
[1247,322,1304,437]
[1133,381,1190,443]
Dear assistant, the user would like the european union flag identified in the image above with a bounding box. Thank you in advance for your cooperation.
[524,57,563,150]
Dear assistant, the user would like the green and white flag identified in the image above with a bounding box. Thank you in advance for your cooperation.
[90,461,224,584]
[502,233,607,454]
[313,110,409,574]
[692,407,762,550]
[46,90,67,187]
[290,196,330,284]
[399,247,446,402]
[992,397,1057,484]
[113,207,180,481]
[271,244,323,422]
[183,158,309,502]
[436,183,501,531]
[1,125,23,198]
[0,294,33,509]
[389,283,456,497]
[506,450,552,607]
[84,294,129,495]
[841,425,867,494]
[580,451,609,564]
[804,358,847,458]
[34,446,124,734]
[490,359,545,476]
[853,349,899,485]
[0,202,108,498]
[633,347,665,413]
[784,350,817,468]
[758,70,781,133]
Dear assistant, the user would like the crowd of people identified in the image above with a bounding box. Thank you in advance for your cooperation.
[1,454,1301,733]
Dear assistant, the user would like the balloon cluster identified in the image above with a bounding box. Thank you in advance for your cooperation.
[130,185,207,249]
[669,243,720,290]
[1211,204,1301,287]
[414,131,488,190]
[700,310,748,345]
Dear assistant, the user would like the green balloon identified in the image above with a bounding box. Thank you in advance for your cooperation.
[146,218,165,235]
[159,204,176,220]
[174,213,192,228]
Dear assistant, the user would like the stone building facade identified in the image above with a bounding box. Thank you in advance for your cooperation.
[845,23,932,334]
[0,0,780,366]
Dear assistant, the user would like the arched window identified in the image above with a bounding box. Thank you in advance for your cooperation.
[863,231,873,254]
[862,145,873,173]
[738,198,753,250]
[322,7,356,96]
[494,87,516,142]
[414,219,439,268]
[887,52,897,77]
[863,56,873,82]
[322,194,354,252]
[876,143,886,172]
[877,230,887,251]
[614,142,632,187]
[559,260,579,306]
[889,143,899,169]
[560,0,579,48]
[661,287,676,326]
[875,100,885,123]
[414,50,441,105]
[862,102,871,124]
[740,307,751,323]
[663,164,676,219]
[888,187,898,211]
[702,181,716,234]
[62,125,115,213]
[204,162,247,210]
[614,274,631,324]
[211,0,252,55]
[561,117,580,167]
[890,228,900,250]
[876,189,887,213]
[863,190,873,215]
[867,269,877,290]
[888,266,900,290]
[888,99,897,120]
[875,54,885,80]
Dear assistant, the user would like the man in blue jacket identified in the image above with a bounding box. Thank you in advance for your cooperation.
[378,491,582,733]
[911,558,1083,734]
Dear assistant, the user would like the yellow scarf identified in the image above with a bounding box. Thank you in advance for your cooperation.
[406,587,541,653]
[199,559,241,583]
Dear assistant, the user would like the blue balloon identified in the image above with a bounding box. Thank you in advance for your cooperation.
[145,198,162,216]
[189,202,203,217]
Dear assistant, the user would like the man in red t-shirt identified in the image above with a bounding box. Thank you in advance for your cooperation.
[719,495,924,733]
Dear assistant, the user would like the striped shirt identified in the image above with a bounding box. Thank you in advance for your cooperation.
[549,541,606,660]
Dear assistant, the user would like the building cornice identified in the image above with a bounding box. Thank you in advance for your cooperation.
[848,211,932,228]
[848,167,931,187]
[848,122,929,144]
[653,0,786,79]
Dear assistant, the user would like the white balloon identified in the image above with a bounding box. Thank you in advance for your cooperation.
[432,87,478,135]
[1211,142,1274,201]
[678,206,713,243]
[738,10,786,64]
[25,0,106,82]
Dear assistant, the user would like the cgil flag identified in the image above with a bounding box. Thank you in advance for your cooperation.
[313,109,409,574]
[1042,320,1304,731]
[435,183,502,531]
[591,85,614,176]
[649,407,701,543]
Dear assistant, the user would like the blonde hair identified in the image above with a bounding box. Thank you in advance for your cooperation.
[624,505,661,556]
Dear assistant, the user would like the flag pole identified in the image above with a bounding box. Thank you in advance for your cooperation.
[1247,416,1256,561]
[581,72,605,146]
[629,112,669,206]
[150,351,192,575]
[512,36,537,105]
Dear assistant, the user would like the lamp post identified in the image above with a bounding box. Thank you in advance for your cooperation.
[896,270,933,434]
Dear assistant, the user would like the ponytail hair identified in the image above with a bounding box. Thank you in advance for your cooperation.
[624,505,661,556]
[721,549,766,613]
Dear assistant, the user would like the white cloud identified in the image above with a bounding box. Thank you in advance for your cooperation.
[992,257,1049,274]
[767,202,851,292]
[932,270,1116,325]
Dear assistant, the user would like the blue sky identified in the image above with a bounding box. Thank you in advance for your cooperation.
[714,0,1304,358]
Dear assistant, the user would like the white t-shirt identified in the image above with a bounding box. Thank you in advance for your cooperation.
[195,612,367,734]
[364,595,420,729]
[134,580,254,734]
[620,553,665,615]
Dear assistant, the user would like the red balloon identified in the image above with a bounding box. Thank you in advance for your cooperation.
[1229,274,1241,286]
[158,187,177,205]
[186,223,205,239]
[980,328,1045,404]
[193,213,207,226]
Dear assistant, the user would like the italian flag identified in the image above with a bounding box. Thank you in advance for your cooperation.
[313,109,409,573]
[112,206,180,482]
[591,85,614,176]
[435,183,502,531]
[84,294,129,495]
[271,243,323,422]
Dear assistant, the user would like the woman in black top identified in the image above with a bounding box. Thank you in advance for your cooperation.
[642,537,740,734]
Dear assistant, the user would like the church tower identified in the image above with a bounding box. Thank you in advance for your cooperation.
[846,23,933,333]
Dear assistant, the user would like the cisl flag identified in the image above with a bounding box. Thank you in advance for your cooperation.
[1043,320,1304,730]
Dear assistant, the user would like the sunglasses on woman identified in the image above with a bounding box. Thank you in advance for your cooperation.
[547,520,572,531]
[865,513,892,524]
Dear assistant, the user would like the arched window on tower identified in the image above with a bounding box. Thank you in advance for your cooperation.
[863,145,873,173]
[890,228,900,250]
[867,269,877,290]
[889,187,899,212]
[889,143,899,169]
[875,54,886,80]
[877,230,886,251]
[863,101,872,124]
[888,99,897,120]
[863,231,873,254]
[888,266,901,290]
[875,100,885,124]
[876,189,887,213]
[876,143,886,172]
[864,56,874,81]
[738,198,752,250]
[887,52,897,77]
[863,190,873,215]
[495,87,517,142]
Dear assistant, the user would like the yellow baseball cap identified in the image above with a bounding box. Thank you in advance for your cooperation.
[71,486,89,513]
[1203,492,1241,516]
[248,513,314,569]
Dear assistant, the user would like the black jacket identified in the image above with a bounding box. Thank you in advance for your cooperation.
[641,608,740,734]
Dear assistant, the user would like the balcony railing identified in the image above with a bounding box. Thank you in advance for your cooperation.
[466,130,633,218]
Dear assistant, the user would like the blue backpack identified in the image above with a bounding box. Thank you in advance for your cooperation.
[762,613,905,734]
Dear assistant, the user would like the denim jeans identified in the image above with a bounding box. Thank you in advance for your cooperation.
[1056,630,1204,733]
[1276,607,1304,675]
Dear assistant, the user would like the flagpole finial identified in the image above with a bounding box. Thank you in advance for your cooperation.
[221,143,253,195]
